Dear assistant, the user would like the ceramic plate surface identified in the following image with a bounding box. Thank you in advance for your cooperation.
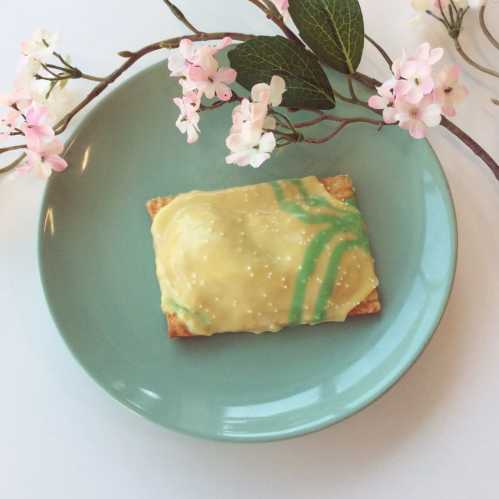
[39,62,457,442]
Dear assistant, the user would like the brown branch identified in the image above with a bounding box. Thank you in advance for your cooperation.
[53,32,254,135]
[0,153,26,174]
[365,34,393,68]
[0,144,27,154]
[293,113,382,129]
[246,0,304,47]
[303,121,351,144]
[440,117,499,180]
[479,5,499,51]
[454,37,499,79]
[162,0,201,34]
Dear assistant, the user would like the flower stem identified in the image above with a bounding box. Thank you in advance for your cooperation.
[365,34,393,69]
[0,153,26,175]
[79,73,108,82]
[0,144,27,154]
[162,0,202,34]
[246,0,304,47]
[454,37,499,79]
[479,5,499,51]
[440,116,499,180]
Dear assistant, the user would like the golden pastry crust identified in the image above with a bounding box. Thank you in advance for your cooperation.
[147,176,381,338]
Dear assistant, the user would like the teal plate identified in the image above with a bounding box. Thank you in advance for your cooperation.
[38,62,457,442]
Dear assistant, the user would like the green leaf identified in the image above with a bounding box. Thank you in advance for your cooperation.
[289,0,365,74]
[228,36,335,110]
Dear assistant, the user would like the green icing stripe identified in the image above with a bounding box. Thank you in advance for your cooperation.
[313,239,358,322]
[270,178,369,324]
[289,226,336,324]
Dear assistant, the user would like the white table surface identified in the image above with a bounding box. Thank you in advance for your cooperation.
[2,1,499,498]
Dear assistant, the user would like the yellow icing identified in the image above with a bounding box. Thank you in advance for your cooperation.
[151,176,378,335]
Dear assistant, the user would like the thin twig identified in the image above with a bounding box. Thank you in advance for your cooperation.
[441,116,499,180]
[425,10,449,28]
[479,5,499,51]
[0,153,26,174]
[246,0,304,46]
[365,34,393,68]
[303,122,351,144]
[293,113,383,129]
[79,73,108,82]
[0,144,27,154]
[162,0,202,34]
[454,37,499,79]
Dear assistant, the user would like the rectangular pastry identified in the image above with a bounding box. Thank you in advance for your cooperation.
[147,175,380,337]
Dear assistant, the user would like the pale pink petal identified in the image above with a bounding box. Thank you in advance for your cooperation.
[226,150,253,167]
[452,85,468,101]
[405,86,424,104]
[44,137,64,156]
[258,132,276,154]
[251,83,271,104]
[383,107,398,124]
[408,121,426,139]
[214,68,237,85]
[186,125,199,144]
[394,80,412,97]
[368,95,388,110]
[428,47,444,65]
[400,60,420,80]
[24,128,43,151]
[415,43,431,61]
[250,152,271,168]
[179,39,195,61]
[442,104,456,117]
[215,83,232,101]
[187,65,210,82]
[269,75,286,106]
[47,154,68,172]
[420,76,435,95]
[422,103,442,127]
[226,133,247,152]
[213,37,233,53]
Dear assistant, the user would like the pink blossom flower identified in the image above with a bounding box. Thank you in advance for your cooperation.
[368,80,398,123]
[20,104,55,150]
[173,92,201,144]
[168,37,236,101]
[225,76,285,168]
[21,138,67,177]
[394,43,443,104]
[434,65,468,117]
[226,128,276,168]
[395,96,442,139]
[187,66,237,101]
[168,39,198,77]
[270,0,289,17]
[168,37,233,78]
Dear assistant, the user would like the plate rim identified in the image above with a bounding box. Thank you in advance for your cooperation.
[37,62,458,442]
